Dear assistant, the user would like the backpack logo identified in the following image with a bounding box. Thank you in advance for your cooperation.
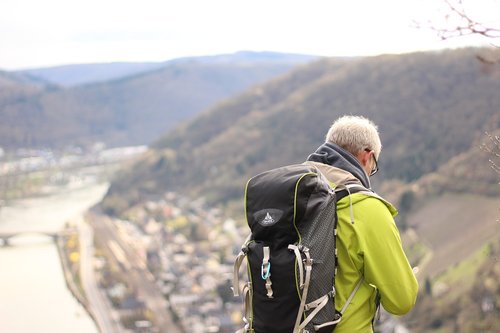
[262,212,274,225]
[254,209,283,227]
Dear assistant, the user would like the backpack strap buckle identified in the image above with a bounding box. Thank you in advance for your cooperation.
[261,246,274,298]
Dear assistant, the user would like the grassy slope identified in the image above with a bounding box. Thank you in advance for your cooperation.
[406,193,499,279]
[404,236,500,332]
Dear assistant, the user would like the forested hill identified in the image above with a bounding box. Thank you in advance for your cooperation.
[102,47,500,214]
[0,70,52,96]
[0,52,315,148]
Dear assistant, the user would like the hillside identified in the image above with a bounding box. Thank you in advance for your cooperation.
[404,237,499,332]
[392,127,500,331]
[402,192,498,279]
[0,70,52,99]
[99,47,500,332]
[0,71,57,145]
[102,47,500,215]
[18,51,318,87]
[0,52,314,148]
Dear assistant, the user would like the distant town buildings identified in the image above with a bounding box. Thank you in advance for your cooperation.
[95,191,247,333]
[0,144,148,176]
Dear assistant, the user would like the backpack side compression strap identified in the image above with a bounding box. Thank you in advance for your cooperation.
[289,245,313,333]
[310,278,364,331]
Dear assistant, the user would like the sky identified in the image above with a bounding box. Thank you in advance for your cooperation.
[0,0,498,70]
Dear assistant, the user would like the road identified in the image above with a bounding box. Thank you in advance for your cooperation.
[89,213,182,333]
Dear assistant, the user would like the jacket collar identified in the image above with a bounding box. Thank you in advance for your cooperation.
[306,142,371,189]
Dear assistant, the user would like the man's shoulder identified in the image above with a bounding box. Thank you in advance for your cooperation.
[303,161,361,188]
[303,160,398,216]
[338,190,398,218]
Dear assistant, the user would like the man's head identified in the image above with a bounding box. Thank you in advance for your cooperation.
[325,115,382,177]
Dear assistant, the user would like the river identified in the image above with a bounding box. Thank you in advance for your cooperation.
[0,182,109,333]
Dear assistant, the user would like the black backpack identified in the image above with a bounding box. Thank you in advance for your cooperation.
[232,164,364,333]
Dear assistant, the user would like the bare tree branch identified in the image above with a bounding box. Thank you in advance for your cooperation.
[414,0,500,64]
[480,131,500,175]
[434,0,500,40]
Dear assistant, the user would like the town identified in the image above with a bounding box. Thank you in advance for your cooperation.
[0,145,248,333]
[87,191,247,333]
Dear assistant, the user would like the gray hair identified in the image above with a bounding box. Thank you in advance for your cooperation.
[325,115,382,158]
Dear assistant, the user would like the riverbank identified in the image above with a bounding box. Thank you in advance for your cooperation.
[56,224,98,331]
[0,182,108,333]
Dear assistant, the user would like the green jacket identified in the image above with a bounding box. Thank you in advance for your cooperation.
[305,161,418,333]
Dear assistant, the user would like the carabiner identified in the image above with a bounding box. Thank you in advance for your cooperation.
[261,262,271,280]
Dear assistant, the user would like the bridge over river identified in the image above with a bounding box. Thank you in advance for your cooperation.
[0,230,70,247]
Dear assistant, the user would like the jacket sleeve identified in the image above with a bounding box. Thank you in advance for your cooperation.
[357,198,419,315]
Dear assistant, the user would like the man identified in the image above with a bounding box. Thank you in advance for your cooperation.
[305,115,418,332]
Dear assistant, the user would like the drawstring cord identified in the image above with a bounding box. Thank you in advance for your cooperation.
[345,186,355,224]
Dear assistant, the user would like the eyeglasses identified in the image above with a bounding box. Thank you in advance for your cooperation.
[365,149,379,176]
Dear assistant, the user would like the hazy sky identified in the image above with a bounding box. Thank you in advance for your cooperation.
[0,0,497,70]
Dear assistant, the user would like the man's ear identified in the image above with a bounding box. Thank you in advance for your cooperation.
[356,150,371,167]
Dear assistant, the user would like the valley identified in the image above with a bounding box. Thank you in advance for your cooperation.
[1,48,499,332]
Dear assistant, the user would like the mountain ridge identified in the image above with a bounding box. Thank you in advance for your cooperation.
[102,47,499,215]
[15,51,320,87]
[0,52,317,149]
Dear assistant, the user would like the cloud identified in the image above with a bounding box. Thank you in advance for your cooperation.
[0,0,494,70]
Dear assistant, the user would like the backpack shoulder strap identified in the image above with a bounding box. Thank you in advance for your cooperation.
[335,183,368,202]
